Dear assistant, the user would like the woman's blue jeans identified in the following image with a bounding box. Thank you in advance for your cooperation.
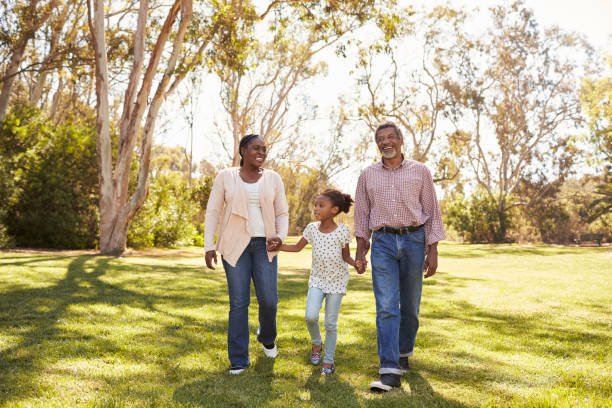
[222,238,278,369]
[305,286,344,365]
[370,227,425,375]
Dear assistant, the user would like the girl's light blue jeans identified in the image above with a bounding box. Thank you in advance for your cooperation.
[305,286,344,365]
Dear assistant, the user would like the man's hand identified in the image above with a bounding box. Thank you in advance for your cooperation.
[424,243,438,278]
[205,250,218,270]
[266,237,282,251]
[355,259,367,274]
[355,237,371,274]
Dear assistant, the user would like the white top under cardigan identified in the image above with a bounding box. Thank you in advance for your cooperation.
[243,179,266,237]
[203,167,289,267]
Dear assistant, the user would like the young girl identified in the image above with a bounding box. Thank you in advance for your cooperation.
[279,188,358,374]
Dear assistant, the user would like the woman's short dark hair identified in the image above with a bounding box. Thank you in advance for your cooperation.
[320,188,353,214]
[374,121,403,141]
[238,134,261,166]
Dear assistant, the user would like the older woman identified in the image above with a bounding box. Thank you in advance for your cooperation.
[204,134,288,374]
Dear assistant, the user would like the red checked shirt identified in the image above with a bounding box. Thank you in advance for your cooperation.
[354,158,446,245]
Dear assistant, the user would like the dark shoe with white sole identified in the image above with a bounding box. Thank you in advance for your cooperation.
[399,357,409,374]
[229,366,247,375]
[369,373,401,392]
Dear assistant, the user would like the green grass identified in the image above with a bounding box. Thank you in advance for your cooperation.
[0,242,611,407]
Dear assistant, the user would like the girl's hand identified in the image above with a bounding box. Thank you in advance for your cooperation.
[355,259,367,274]
[267,237,282,251]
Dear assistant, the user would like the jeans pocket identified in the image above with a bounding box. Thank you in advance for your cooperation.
[410,228,425,244]
[372,231,382,244]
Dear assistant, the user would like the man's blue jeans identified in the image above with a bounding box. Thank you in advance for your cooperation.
[222,238,278,369]
[370,227,425,375]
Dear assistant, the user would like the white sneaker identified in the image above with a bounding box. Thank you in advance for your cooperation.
[263,344,278,358]
[229,367,246,375]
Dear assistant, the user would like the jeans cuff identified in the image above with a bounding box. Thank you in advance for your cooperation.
[379,367,402,375]
[400,351,413,358]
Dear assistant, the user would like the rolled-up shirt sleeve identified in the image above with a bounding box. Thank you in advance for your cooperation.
[420,166,446,245]
[203,172,225,252]
[273,173,289,241]
[354,171,371,240]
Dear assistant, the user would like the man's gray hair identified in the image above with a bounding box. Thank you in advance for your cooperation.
[374,121,403,141]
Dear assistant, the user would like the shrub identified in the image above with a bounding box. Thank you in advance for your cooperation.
[1,104,99,248]
[127,174,199,248]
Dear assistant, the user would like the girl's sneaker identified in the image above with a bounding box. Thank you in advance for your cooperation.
[321,364,335,375]
[310,345,322,365]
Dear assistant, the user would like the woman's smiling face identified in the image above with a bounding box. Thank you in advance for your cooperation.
[242,137,267,168]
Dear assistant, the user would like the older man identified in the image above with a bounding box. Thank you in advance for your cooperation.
[354,121,445,392]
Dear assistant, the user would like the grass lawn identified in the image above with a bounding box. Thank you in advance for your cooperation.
[0,242,611,407]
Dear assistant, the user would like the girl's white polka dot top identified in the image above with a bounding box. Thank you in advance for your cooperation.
[303,222,352,294]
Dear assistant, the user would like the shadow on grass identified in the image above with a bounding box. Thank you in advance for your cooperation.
[173,357,278,407]
[0,255,233,405]
[439,244,610,258]
[2,251,608,406]
[419,299,611,362]
[0,254,78,267]
[303,367,361,408]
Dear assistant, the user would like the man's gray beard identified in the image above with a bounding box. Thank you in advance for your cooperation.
[381,149,397,159]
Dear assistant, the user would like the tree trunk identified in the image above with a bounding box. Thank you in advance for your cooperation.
[89,0,114,254]
[90,0,192,255]
[0,39,28,122]
[30,0,74,107]
[0,0,56,122]
[496,207,508,243]
[100,213,130,255]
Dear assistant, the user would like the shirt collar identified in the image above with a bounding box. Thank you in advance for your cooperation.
[378,155,407,170]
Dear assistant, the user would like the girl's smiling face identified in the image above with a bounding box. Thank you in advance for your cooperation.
[313,195,339,221]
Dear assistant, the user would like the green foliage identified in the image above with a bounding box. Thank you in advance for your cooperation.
[276,164,334,235]
[0,103,99,248]
[511,177,611,244]
[127,174,200,249]
[444,189,511,243]
[190,176,214,211]
[580,56,612,167]
[580,57,612,223]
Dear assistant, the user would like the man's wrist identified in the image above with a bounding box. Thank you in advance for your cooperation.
[426,243,438,254]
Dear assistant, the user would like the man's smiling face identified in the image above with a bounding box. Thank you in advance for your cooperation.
[375,127,403,160]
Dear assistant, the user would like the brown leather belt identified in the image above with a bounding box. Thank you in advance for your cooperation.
[378,225,424,235]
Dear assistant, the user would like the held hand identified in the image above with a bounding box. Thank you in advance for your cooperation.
[266,237,282,251]
[355,237,370,274]
[355,258,368,274]
[205,250,218,270]
[424,245,438,278]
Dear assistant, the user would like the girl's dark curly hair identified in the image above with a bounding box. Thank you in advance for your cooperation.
[320,188,353,214]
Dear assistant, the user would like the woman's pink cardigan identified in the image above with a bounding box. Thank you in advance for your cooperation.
[203,167,289,267]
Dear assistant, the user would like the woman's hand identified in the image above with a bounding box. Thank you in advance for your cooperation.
[266,237,282,251]
[205,250,218,270]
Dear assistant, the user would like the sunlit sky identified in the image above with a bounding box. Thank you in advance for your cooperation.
[155,0,611,193]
